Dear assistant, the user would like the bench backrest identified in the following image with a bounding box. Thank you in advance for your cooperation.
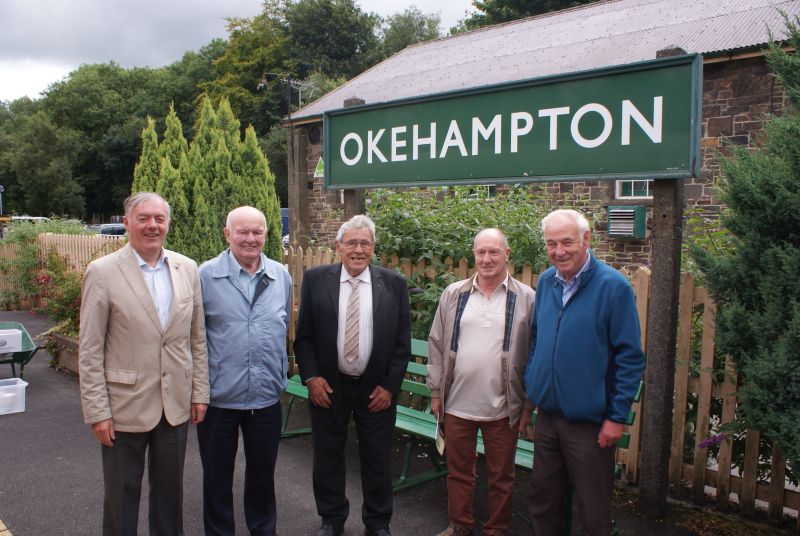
[398,340,432,411]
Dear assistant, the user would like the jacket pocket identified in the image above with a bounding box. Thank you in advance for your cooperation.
[105,368,138,385]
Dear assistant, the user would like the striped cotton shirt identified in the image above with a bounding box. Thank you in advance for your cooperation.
[554,251,592,306]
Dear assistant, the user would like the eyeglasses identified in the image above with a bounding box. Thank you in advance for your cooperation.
[342,239,374,249]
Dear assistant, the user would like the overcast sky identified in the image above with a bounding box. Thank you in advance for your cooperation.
[0,0,475,102]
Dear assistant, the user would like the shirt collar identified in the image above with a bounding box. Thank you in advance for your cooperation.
[228,250,264,278]
[471,272,509,293]
[555,250,592,285]
[340,265,371,284]
[132,247,168,270]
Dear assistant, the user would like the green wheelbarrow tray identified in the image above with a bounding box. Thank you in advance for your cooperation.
[0,321,42,380]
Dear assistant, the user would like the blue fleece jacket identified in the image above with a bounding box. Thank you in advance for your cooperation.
[524,253,644,424]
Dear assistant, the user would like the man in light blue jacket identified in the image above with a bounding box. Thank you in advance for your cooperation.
[198,206,292,536]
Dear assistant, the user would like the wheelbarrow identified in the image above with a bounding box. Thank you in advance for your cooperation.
[0,322,41,379]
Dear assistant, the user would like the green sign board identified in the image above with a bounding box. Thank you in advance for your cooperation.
[324,54,702,189]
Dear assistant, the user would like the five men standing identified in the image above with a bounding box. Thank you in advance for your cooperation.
[294,215,411,536]
[198,206,292,536]
[79,192,209,536]
[525,209,645,535]
[427,229,535,536]
[79,195,641,535]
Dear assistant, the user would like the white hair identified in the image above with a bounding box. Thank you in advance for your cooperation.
[336,215,377,244]
[541,209,590,244]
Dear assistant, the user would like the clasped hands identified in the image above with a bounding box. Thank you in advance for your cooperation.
[306,377,391,412]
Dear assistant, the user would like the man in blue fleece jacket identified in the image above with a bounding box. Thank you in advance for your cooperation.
[524,209,644,536]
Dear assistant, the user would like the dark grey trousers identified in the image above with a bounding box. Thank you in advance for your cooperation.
[101,414,189,536]
[528,410,615,536]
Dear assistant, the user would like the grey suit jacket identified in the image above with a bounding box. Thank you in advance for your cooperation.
[79,244,210,432]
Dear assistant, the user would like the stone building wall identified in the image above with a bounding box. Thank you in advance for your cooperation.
[288,54,783,269]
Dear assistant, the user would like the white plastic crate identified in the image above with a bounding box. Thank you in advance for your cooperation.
[0,378,28,415]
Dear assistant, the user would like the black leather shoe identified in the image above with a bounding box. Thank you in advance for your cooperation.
[365,529,391,536]
[316,524,343,536]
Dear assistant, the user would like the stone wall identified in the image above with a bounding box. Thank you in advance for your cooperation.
[288,54,783,269]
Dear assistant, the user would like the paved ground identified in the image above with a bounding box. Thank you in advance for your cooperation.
[0,310,692,535]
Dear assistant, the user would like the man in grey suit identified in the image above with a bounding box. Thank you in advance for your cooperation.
[79,192,210,536]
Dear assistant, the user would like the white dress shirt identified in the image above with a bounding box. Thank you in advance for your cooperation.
[132,248,173,330]
[336,266,374,376]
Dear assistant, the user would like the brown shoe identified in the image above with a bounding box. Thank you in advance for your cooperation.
[435,523,471,536]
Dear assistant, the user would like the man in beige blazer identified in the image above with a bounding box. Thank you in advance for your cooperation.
[79,191,209,536]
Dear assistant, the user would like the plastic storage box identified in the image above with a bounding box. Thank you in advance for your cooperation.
[0,378,28,415]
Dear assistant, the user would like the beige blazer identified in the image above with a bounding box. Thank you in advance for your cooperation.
[79,244,210,432]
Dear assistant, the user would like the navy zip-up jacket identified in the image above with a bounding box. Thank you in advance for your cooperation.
[524,252,644,424]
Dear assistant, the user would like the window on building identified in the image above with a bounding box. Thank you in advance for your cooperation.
[616,179,653,199]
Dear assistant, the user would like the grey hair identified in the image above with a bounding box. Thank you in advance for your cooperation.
[541,209,590,243]
[336,215,377,244]
[473,228,509,249]
[124,192,171,218]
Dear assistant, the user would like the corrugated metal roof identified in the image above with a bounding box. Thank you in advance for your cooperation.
[293,0,800,120]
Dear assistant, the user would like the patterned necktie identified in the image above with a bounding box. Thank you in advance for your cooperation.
[343,278,360,362]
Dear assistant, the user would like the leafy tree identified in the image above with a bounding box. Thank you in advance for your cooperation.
[6,111,84,216]
[457,0,599,31]
[260,124,289,207]
[381,6,441,57]
[284,0,381,79]
[201,13,292,136]
[692,21,800,470]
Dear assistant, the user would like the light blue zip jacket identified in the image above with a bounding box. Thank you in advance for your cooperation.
[200,250,291,410]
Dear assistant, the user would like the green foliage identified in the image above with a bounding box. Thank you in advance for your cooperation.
[0,219,89,310]
[381,6,441,57]
[691,19,800,471]
[132,97,282,263]
[458,0,599,31]
[36,249,83,334]
[200,13,291,135]
[368,186,548,266]
[367,186,549,336]
[3,110,84,216]
[261,124,289,207]
[131,118,160,193]
[284,0,382,79]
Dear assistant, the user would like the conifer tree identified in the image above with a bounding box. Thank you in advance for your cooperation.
[131,118,160,192]
[131,97,283,263]
[241,125,282,259]
[159,103,188,169]
[693,22,800,470]
[159,159,189,252]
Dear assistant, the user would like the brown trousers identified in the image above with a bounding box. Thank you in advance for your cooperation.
[528,410,615,536]
[444,413,518,535]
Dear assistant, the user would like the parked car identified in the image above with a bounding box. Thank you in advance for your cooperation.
[99,223,126,237]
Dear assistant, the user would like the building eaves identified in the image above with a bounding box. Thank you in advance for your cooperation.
[291,0,799,121]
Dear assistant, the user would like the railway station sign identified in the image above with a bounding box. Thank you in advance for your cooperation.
[324,54,701,188]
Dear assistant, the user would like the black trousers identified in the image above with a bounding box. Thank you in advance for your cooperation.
[197,403,282,536]
[101,414,188,536]
[309,377,396,532]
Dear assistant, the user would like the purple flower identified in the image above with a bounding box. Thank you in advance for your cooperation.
[699,433,728,449]
[409,287,424,295]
